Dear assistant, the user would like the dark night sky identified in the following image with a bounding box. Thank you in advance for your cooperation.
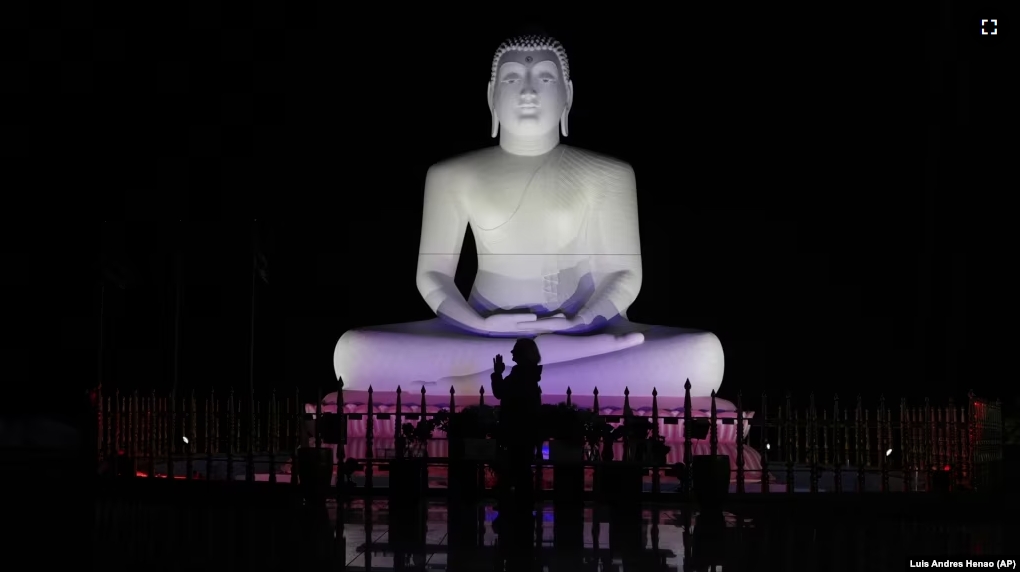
[4,3,1012,417]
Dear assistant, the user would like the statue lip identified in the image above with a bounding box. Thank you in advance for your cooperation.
[517,103,539,109]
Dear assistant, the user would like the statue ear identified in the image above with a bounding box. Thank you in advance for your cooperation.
[487,81,499,138]
[561,79,574,137]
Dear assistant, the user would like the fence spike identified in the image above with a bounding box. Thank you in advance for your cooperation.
[736,391,745,493]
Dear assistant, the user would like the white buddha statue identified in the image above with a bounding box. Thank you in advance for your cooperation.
[334,35,724,399]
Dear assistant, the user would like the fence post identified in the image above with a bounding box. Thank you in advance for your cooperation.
[683,380,693,495]
[822,410,829,467]
[622,387,632,461]
[760,392,769,493]
[864,409,871,471]
[395,386,404,459]
[106,396,113,464]
[899,398,908,491]
[927,396,935,490]
[186,389,194,480]
[709,390,718,460]
[365,386,374,492]
[794,409,800,464]
[268,388,276,483]
[419,386,428,488]
[334,382,346,570]
[735,391,744,494]
[420,386,428,422]
[227,388,237,481]
[213,397,219,473]
[936,406,945,472]
[131,390,138,467]
[95,384,104,468]
[479,385,487,491]
[291,387,299,485]
[315,385,323,451]
[652,387,661,495]
[593,386,601,491]
[150,390,158,478]
[785,393,794,493]
[535,383,544,492]
[168,389,176,479]
[337,376,346,464]
[885,406,893,489]
[948,398,958,487]
[963,394,973,489]
[808,393,818,493]
[114,389,122,466]
[833,394,841,493]
[879,395,888,493]
[855,395,864,492]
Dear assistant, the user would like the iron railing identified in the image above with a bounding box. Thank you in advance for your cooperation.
[93,381,1005,494]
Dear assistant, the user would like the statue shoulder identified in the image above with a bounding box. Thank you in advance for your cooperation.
[559,146,637,191]
[425,149,498,188]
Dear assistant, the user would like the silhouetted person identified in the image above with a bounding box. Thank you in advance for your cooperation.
[491,339,542,506]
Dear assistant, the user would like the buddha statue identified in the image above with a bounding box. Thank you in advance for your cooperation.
[334,35,724,400]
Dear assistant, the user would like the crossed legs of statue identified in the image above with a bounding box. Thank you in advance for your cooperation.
[334,318,724,398]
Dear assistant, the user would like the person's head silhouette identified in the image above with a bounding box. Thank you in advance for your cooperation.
[510,338,541,366]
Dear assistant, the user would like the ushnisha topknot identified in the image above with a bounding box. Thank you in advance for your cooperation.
[490,35,570,83]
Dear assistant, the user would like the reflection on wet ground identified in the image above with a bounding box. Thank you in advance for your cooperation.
[90,476,1015,571]
[332,498,1010,571]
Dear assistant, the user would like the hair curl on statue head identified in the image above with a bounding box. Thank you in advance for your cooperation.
[490,35,570,83]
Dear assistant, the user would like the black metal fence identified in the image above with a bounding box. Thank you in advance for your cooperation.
[94,381,1006,494]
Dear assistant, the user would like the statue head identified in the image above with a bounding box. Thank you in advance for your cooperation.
[488,35,574,139]
[510,338,542,366]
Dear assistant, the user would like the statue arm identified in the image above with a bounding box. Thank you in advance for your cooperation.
[574,165,643,326]
[415,163,483,331]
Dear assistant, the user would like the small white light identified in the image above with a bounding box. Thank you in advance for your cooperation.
[183,436,189,444]
[885,448,893,457]
[765,443,770,450]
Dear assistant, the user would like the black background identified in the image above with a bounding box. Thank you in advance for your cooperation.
[3,2,1013,418]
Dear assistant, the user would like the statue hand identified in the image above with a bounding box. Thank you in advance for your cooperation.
[493,354,505,375]
[482,312,538,335]
[519,313,581,334]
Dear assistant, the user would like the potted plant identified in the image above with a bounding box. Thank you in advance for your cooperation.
[586,414,655,462]
[648,436,671,466]
[435,405,498,500]
[581,410,610,462]
[594,415,652,505]
[387,418,436,505]
[618,416,654,461]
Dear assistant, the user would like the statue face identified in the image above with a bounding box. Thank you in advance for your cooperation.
[491,49,569,137]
